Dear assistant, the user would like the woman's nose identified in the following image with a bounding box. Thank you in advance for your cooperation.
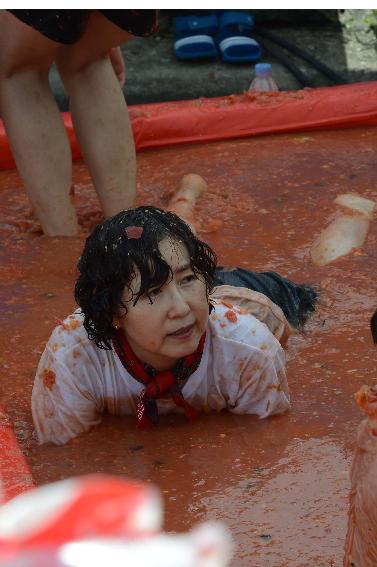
[168,287,190,318]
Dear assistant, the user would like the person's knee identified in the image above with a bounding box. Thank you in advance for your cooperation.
[55,51,109,94]
[0,60,52,84]
[0,11,55,80]
[55,10,132,92]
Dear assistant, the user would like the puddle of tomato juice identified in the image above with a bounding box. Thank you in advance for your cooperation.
[1,126,377,566]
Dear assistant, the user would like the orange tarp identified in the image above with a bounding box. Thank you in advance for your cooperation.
[1,81,377,171]
[0,405,35,502]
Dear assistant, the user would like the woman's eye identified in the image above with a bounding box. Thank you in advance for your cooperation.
[182,274,196,284]
[150,287,162,296]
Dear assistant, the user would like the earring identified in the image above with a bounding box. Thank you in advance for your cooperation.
[114,323,120,330]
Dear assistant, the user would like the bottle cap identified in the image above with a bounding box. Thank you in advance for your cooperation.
[255,63,272,76]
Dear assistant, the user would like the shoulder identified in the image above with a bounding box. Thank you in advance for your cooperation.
[208,300,282,359]
[45,310,101,362]
[35,311,112,399]
[48,310,86,344]
[211,285,292,346]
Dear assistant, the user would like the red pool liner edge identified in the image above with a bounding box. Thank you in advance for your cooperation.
[1,81,377,171]
[0,404,35,502]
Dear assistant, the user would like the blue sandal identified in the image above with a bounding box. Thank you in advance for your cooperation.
[174,15,218,61]
[217,11,261,63]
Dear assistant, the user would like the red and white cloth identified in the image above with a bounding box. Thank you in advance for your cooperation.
[0,474,232,567]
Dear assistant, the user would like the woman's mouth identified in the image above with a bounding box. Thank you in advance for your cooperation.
[168,324,194,339]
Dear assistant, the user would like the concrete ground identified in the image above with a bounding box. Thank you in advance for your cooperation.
[47,9,376,109]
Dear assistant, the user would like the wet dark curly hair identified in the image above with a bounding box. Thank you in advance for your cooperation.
[75,206,218,349]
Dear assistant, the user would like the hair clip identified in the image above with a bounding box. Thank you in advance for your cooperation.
[125,226,144,239]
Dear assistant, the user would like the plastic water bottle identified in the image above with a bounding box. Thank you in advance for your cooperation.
[249,63,278,92]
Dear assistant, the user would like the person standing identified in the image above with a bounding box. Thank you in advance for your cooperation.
[0,9,158,236]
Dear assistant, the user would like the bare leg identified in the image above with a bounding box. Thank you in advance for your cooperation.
[56,12,136,217]
[167,174,207,234]
[0,11,78,236]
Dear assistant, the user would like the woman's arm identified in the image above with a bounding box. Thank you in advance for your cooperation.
[228,346,290,417]
[31,320,103,445]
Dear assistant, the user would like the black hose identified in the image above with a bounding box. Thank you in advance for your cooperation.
[253,26,349,85]
[255,37,315,88]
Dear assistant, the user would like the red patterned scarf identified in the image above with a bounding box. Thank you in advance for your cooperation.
[112,330,206,428]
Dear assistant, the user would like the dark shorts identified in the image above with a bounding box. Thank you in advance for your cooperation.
[7,9,158,44]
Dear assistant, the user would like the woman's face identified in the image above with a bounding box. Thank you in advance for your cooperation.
[115,237,209,371]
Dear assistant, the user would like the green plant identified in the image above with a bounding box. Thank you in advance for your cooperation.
[363,9,377,30]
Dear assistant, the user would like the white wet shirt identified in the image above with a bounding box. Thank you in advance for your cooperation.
[32,292,290,445]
